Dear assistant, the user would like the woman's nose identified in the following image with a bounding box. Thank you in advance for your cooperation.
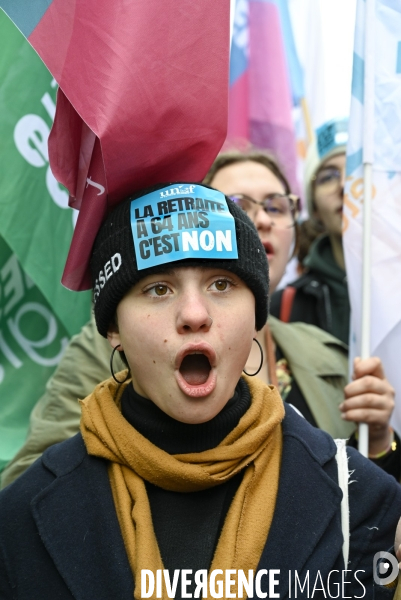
[254,207,273,231]
[176,293,212,333]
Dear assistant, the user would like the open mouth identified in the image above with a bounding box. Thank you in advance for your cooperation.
[179,353,211,385]
[175,343,217,397]
[263,241,274,256]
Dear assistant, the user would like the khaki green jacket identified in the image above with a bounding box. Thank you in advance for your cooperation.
[1,317,123,489]
[1,316,352,489]
[268,316,354,439]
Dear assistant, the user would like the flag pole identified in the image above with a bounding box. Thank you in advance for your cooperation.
[300,97,314,147]
[358,0,375,457]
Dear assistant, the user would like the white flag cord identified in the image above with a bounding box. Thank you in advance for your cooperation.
[358,0,375,457]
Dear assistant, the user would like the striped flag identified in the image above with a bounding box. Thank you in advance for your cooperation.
[276,0,304,107]
[228,0,299,192]
[344,0,401,433]
[0,0,230,291]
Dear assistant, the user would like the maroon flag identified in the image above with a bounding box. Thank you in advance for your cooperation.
[1,0,230,290]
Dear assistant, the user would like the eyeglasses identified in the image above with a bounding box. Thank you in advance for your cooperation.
[228,193,299,228]
[313,166,343,194]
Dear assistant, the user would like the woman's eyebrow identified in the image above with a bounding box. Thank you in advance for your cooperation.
[148,268,176,277]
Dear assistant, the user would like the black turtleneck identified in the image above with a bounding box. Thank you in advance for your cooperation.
[120,378,251,596]
[121,377,250,453]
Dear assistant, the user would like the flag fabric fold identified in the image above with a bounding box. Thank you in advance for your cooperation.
[0,0,230,290]
[276,0,304,107]
[344,0,401,433]
[227,0,299,193]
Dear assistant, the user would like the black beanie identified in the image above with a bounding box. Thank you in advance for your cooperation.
[90,183,269,336]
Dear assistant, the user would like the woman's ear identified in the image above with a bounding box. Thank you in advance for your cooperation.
[107,321,122,350]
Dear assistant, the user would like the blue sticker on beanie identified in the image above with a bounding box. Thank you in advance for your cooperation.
[130,184,238,270]
[316,118,348,160]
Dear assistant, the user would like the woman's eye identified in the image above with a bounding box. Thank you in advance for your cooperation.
[212,279,229,291]
[148,284,170,296]
[317,169,340,184]
[267,206,282,214]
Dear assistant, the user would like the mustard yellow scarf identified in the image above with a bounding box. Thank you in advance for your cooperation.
[80,374,284,599]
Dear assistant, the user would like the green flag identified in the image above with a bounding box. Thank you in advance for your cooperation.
[0,238,74,469]
[0,11,91,470]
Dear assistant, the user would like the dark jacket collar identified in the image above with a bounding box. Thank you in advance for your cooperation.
[121,377,250,454]
[304,234,347,290]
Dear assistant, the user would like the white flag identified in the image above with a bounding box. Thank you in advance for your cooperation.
[344,0,401,433]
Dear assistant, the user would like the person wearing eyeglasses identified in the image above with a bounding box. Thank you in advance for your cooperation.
[266,119,399,476]
[205,148,398,479]
[270,118,349,344]
[204,150,300,302]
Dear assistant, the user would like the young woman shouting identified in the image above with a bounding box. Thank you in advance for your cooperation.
[0,183,400,600]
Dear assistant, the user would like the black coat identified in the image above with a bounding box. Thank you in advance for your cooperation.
[270,272,335,335]
[0,406,399,600]
[270,234,351,345]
